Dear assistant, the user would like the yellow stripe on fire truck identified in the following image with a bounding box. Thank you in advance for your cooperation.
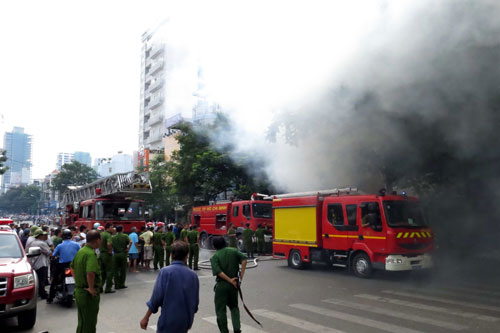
[396,231,432,239]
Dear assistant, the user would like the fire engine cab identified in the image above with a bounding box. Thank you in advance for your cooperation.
[60,172,152,233]
[271,188,433,278]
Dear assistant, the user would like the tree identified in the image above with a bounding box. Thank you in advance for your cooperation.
[52,161,99,194]
[0,185,42,215]
[144,155,178,221]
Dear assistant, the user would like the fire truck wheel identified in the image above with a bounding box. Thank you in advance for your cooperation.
[237,236,244,252]
[288,250,305,269]
[352,253,372,278]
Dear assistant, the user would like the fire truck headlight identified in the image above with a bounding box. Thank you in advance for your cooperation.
[386,258,404,264]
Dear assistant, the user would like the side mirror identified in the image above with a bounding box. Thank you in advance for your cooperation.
[27,246,41,258]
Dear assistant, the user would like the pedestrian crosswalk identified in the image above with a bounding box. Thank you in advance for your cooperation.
[199,283,500,333]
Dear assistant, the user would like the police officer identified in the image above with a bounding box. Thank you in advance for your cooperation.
[210,236,247,333]
[71,230,102,333]
[163,225,175,266]
[226,223,237,248]
[112,225,131,289]
[187,225,200,270]
[152,222,166,270]
[255,224,265,256]
[180,224,189,242]
[99,223,115,294]
[242,223,255,259]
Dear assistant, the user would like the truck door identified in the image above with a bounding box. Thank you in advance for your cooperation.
[345,203,360,248]
[322,203,349,250]
[358,201,386,252]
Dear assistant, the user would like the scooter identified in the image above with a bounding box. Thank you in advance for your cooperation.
[53,267,75,307]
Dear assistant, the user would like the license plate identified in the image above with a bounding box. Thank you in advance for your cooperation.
[65,277,75,284]
[412,265,422,270]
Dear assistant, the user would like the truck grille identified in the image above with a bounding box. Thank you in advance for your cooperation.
[0,277,7,297]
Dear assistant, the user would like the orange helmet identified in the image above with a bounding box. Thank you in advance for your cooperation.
[97,226,104,231]
[146,222,154,227]
[157,222,165,227]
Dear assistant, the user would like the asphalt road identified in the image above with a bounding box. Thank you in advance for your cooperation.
[3,249,500,333]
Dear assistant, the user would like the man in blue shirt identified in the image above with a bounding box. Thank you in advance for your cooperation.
[128,227,140,273]
[47,229,80,303]
[140,241,199,333]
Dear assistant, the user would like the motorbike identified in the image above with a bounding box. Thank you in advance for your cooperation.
[53,267,75,307]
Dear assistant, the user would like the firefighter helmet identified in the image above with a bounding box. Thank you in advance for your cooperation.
[157,222,165,227]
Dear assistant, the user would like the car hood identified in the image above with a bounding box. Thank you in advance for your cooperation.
[0,257,31,275]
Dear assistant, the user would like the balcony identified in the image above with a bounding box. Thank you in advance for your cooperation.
[148,113,163,126]
[147,131,163,144]
[149,95,164,110]
[149,78,164,93]
[150,44,164,59]
[150,60,164,75]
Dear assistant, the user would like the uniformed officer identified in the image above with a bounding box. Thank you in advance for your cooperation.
[111,225,131,289]
[99,223,115,294]
[255,224,265,256]
[210,236,247,333]
[152,223,166,270]
[71,230,102,333]
[163,225,175,266]
[180,224,189,243]
[187,225,200,270]
[226,223,237,248]
[242,223,255,259]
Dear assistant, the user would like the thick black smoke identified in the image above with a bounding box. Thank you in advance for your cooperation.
[266,0,500,279]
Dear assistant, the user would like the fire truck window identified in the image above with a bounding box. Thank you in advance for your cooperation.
[87,205,94,219]
[81,206,88,219]
[243,205,250,218]
[327,204,344,226]
[233,206,239,217]
[215,214,227,229]
[361,202,382,231]
[346,204,357,226]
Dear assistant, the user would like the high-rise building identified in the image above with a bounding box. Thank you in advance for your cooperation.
[2,127,32,193]
[56,152,74,170]
[73,151,92,167]
[93,152,133,178]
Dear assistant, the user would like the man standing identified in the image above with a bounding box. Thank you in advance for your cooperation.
[242,223,255,259]
[255,224,266,256]
[139,226,154,270]
[210,236,247,333]
[128,227,140,273]
[79,225,87,247]
[99,223,115,294]
[152,223,166,270]
[71,230,102,333]
[226,223,237,248]
[140,241,199,333]
[163,225,175,266]
[180,224,189,242]
[52,228,63,248]
[187,225,200,270]
[111,225,131,289]
[28,229,51,299]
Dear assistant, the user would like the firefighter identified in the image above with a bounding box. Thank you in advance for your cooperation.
[180,224,189,242]
[163,224,175,266]
[153,222,166,270]
[255,224,266,256]
[99,223,115,293]
[111,225,131,289]
[242,223,255,259]
[227,223,237,248]
[187,225,200,270]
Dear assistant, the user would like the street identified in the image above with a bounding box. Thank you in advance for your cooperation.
[2,249,499,333]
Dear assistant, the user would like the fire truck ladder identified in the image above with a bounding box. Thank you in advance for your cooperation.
[265,187,358,200]
[61,172,152,207]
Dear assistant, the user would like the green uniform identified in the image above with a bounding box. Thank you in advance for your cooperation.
[255,227,265,255]
[180,228,189,242]
[111,233,130,289]
[242,228,255,258]
[152,231,165,269]
[210,247,247,333]
[98,231,114,292]
[187,230,200,270]
[71,245,101,333]
[53,236,63,248]
[227,227,237,248]
[163,231,175,266]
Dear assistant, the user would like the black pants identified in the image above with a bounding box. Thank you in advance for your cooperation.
[36,266,48,298]
[49,262,70,301]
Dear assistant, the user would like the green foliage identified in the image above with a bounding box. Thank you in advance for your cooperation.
[52,160,99,194]
[144,155,177,221]
[0,185,42,214]
[0,150,8,175]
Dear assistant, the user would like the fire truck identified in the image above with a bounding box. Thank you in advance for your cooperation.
[191,194,273,250]
[271,188,433,278]
[60,172,152,233]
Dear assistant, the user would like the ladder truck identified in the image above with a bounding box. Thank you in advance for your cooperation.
[60,172,152,233]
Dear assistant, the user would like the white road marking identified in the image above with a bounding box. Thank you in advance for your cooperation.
[323,298,468,331]
[203,316,267,333]
[253,309,347,333]
[355,294,499,322]
[291,303,424,333]
[382,290,500,313]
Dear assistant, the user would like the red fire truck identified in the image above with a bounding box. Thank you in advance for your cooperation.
[60,172,152,233]
[271,188,433,278]
[191,194,273,250]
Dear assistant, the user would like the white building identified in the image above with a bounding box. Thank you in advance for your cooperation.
[93,152,133,178]
[56,152,74,170]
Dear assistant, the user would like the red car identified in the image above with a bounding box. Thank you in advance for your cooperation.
[0,225,40,329]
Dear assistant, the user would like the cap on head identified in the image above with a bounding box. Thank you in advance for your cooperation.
[33,229,47,238]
